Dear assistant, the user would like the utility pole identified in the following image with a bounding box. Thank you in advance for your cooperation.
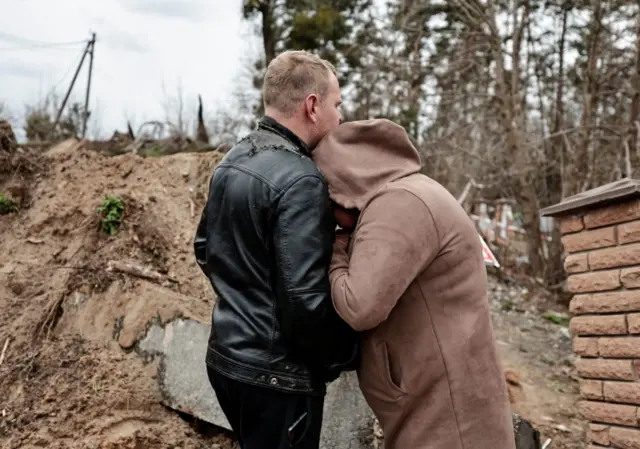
[50,32,96,140]
[81,32,96,138]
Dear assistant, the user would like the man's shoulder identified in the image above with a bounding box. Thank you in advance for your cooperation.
[223,130,324,192]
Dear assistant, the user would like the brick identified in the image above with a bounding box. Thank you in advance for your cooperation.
[580,379,604,400]
[619,219,640,244]
[609,426,640,449]
[588,423,610,446]
[568,270,621,293]
[570,315,627,336]
[603,381,640,405]
[598,337,640,358]
[564,253,589,273]
[574,337,599,357]
[577,358,638,380]
[569,295,589,313]
[630,314,640,334]
[562,226,617,252]
[570,291,640,314]
[584,199,640,229]
[579,400,638,426]
[561,215,584,234]
[621,266,640,288]
[589,243,640,270]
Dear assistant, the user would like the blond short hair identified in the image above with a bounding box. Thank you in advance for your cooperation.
[263,50,337,117]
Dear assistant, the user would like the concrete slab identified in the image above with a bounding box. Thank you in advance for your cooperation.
[138,318,231,429]
[138,318,375,449]
[321,371,376,449]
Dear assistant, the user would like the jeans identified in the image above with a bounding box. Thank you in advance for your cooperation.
[207,365,325,449]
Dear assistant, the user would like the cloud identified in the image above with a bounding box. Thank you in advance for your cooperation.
[0,59,51,80]
[101,28,150,54]
[119,0,209,21]
[0,31,39,46]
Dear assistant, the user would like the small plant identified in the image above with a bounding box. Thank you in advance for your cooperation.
[97,195,124,235]
[542,311,570,327]
[0,192,18,214]
[144,145,164,157]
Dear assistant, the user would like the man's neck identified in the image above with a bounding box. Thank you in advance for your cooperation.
[264,109,311,147]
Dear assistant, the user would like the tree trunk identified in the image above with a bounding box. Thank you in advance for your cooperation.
[256,0,277,117]
[545,5,569,287]
[627,12,640,175]
[573,0,603,195]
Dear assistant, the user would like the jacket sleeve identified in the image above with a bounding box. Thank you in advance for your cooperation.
[193,205,209,276]
[329,189,440,332]
[272,174,356,369]
[194,173,215,277]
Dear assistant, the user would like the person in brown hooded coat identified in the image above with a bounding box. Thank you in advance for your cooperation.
[312,119,517,449]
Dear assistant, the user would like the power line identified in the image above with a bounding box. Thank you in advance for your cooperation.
[51,50,88,91]
[0,44,86,51]
[0,31,87,51]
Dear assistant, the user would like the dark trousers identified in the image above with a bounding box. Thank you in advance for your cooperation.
[207,366,324,449]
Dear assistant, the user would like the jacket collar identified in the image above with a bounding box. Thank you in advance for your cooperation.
[257,115,310,156]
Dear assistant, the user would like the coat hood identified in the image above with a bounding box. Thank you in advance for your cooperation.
[312,119,422,210]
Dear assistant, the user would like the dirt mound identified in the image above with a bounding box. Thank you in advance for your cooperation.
[0,139,231,448]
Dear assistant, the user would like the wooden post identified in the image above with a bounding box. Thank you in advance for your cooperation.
[50,38,91,138]
[81,32,96,138]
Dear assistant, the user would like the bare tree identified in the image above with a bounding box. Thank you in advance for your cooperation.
[0,101,11,121]
[160,79,193,138]
[86,99,104,140]
[206,53,261,148]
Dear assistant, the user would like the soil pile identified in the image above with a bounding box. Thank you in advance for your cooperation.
[0,137,233,448]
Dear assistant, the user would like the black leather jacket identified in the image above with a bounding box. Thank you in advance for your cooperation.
[194,116,359,396]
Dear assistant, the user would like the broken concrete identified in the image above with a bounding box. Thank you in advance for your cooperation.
[138,318,375,448]
[322,371,377,449]
[138,318,231,429]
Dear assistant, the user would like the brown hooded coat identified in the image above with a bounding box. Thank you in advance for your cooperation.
[312,119,516,449]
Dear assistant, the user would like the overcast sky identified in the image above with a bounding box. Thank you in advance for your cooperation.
[0,0,259,141]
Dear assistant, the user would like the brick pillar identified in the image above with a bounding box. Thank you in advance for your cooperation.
[541,179,640,449]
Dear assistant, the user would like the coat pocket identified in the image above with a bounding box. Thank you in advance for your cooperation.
[378,341,407,397]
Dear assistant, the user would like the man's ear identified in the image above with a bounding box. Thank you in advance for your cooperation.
[304,94,319,124]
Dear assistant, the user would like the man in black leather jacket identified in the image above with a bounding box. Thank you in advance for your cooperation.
[193,50,359,449]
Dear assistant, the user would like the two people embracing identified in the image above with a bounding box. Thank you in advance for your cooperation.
[194,50,516,449]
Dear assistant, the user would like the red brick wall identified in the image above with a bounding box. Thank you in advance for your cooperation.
[560,198,640,448]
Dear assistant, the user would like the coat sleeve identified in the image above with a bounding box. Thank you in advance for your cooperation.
[193,175,214,277]
[272,174,357,370]
[329,189,440,331]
